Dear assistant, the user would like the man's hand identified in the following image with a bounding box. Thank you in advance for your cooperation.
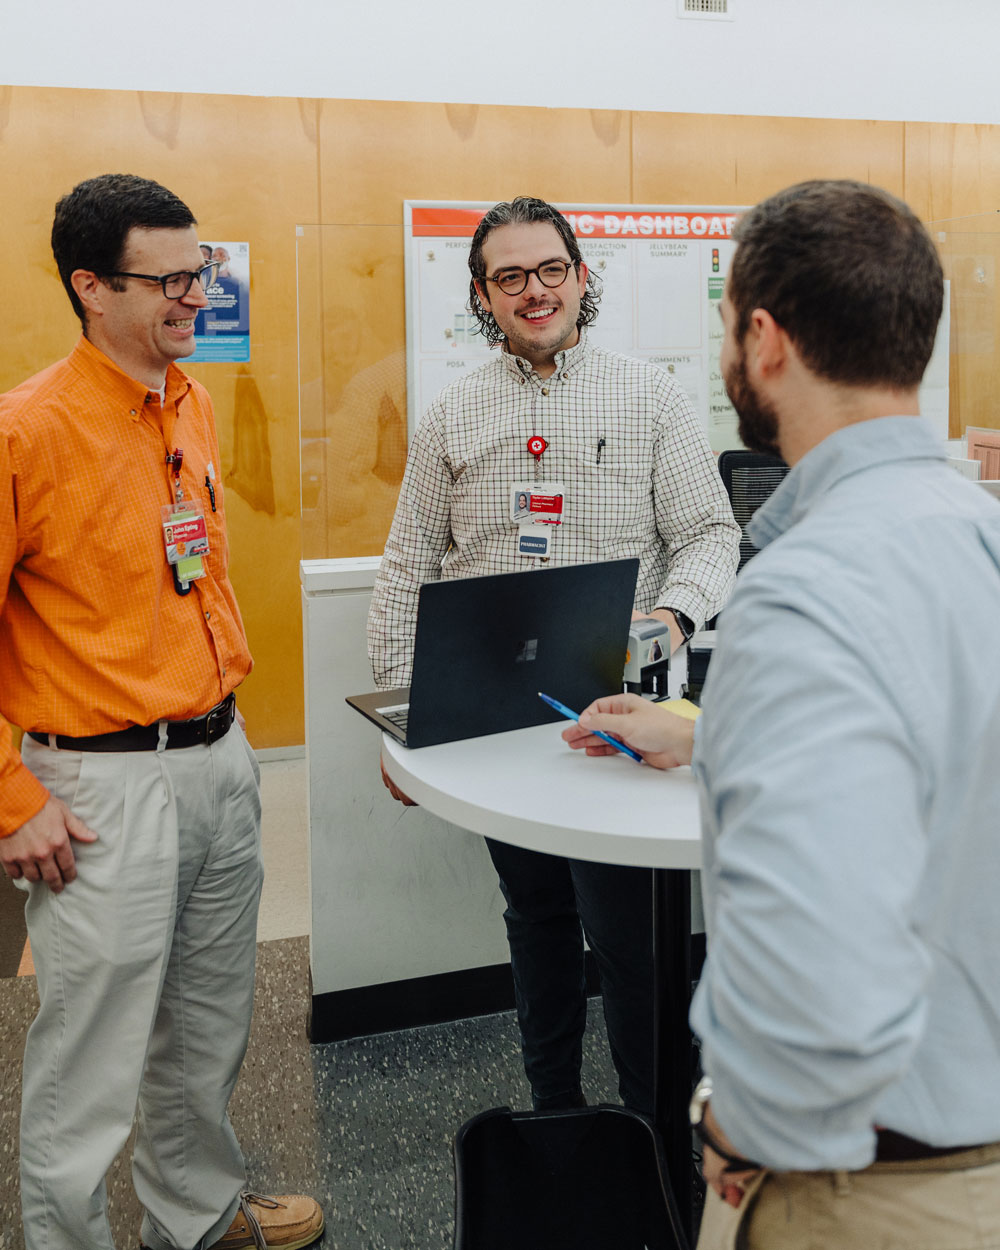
[562,692,695,770]
[380,753,418,806]
[0,797,98,894]
[701,1143,763,1209]
[699,1104,763,1209]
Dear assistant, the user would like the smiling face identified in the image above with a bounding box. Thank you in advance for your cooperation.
[475,222,588,376]
[82,225,208,388]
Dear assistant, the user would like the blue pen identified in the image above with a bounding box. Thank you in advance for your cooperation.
[538,691,644,763]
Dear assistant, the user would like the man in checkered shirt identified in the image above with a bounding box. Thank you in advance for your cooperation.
[369,195,739,1116]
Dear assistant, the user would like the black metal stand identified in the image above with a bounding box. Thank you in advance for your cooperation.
[652,867,695,1249]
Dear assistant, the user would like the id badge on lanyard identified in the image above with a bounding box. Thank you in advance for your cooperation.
[163,447,209,589]
[511,480,565,559]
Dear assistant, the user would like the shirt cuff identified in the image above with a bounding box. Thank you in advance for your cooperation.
[1,756,50,839]
[654,589,707,633]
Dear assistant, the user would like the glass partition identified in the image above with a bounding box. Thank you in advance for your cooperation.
[931,210,1000,439]
[297,223,408,561]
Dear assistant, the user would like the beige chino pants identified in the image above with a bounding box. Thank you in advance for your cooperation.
[697,1144,1000,1250]
[18,725,263,1250]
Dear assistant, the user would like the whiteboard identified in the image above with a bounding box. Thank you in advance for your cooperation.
[403,202,951,449]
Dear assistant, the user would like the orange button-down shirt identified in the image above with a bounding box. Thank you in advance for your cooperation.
[0,337,252,836]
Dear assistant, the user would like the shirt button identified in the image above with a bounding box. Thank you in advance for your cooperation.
[541,387,549,396]
[205,611,211,620]
[129,409,138,416]
[520,377,526,384]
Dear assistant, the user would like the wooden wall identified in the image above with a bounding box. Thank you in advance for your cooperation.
[2,86,998,747]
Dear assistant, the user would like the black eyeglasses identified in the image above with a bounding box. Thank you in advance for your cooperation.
[103,262,220,299]
[484,259,576,297]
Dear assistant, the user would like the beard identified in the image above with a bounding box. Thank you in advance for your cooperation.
[724,349,783,460]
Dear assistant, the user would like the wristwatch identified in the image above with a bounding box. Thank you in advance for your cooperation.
[689,1076,761,1171]
[663,608,695,643]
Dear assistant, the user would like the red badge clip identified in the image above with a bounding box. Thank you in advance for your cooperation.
[527,436,548,463]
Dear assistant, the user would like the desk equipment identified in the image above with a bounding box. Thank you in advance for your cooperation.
[624,618,672,696]
[347,559,639,748]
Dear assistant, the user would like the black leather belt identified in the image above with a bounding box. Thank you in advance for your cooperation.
[29,693,236,752]
[875,1127,988,1162]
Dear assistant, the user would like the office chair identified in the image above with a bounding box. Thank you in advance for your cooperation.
[691,451,790,695]
[717,449,790,574]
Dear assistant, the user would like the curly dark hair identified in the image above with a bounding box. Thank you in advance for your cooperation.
[51,174,197,326]
[467,197,602,347]
[728,180,943,389]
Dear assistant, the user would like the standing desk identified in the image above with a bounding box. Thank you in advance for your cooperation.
[383,721,702,1245]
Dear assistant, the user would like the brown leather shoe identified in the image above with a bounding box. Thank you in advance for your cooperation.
[142,1192,324,1250]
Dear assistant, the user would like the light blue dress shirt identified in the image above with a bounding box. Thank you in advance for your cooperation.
[690,416,1000,1170]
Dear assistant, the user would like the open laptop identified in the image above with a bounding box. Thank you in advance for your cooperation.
[347,558,639,748]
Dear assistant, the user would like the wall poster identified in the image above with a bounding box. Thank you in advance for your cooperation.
[191,240,250,363]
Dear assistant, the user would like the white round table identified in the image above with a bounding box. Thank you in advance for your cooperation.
[382,721,701,867]
[383,720,703,1246]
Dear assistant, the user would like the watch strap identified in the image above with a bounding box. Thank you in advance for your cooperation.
[663,608,695,641]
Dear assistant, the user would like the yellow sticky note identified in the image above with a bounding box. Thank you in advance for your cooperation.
[656,698,702,721]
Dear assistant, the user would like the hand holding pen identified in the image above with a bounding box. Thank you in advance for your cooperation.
[557,692,697,772]
[538,692,644,763]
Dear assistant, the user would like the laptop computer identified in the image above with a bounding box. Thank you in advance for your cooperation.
[347,558,640,748]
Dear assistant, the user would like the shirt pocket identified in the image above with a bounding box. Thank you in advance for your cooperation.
[558,436,655,545]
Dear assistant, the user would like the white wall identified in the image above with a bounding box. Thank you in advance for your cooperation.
[3,0,999,125]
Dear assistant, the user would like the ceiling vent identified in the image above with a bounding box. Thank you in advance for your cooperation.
[677,0,734,19]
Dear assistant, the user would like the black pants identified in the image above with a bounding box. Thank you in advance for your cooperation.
[485,838,654,1116]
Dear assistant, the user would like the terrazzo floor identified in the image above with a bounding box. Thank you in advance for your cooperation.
[0,934,624,1249]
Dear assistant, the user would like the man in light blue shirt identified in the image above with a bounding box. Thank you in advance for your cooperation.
[565,179,1000,1248]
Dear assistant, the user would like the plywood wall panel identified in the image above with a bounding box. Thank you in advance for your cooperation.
[316,100,633,226]
[632,112,905,206]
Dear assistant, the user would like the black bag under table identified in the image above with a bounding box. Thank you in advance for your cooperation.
[453,1103,686,1250]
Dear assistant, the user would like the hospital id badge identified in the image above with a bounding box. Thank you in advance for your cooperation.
[518,524,554,558]
[161,501,209,582]
[510,481,565,525]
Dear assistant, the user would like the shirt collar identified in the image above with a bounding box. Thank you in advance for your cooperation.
[69,336,193,419]
[748,416,947,550]
[499,326,591,381]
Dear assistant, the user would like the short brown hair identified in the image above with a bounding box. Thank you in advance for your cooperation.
[728,180,943,389]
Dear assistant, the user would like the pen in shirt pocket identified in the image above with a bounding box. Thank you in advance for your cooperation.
[596,437,606,465]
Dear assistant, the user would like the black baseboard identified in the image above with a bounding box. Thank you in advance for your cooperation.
[309,952,602,1044]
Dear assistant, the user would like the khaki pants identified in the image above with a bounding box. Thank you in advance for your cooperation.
[19,726,263,1250]
[697,1145,1000,1250]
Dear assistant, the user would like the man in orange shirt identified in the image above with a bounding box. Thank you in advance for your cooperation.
[0,176,323,1250]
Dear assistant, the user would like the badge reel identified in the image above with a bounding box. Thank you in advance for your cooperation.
[163,447,210,595]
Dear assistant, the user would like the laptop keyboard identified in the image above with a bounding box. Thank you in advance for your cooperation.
[377,703,410,732]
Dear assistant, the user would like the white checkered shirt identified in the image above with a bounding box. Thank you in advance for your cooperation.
[368,331,740,687]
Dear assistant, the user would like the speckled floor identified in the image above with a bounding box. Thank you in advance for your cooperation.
[0,935,621,1249]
